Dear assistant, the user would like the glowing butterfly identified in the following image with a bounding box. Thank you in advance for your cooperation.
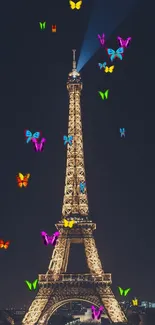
[63,219,75,228]
[98,90,109,100]
[132,298,138,306]
[118,287,131,296]
[69,1,82,9]
[107,47,124,62]
[98,34,105,46]
[39,22,46,30]
[41,231,60,246]
[25,279,38,291]
[25,130,40,144]
[91,306,104,320]
[79,182,86,193]
[98,62,107,70]
[32,138,46,152]
[0,240,10,249]
[104,66,115,73]
[16,173,30,188]
[63,135,73,146]
[120,128,125,137]
[117,36,131,48]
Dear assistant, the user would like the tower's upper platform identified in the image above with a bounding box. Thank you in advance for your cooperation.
[67,49,82,89]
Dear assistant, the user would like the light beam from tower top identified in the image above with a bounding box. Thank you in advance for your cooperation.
[67,49,81,83]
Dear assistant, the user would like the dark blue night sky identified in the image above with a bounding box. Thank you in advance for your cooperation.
[0,0,155,309]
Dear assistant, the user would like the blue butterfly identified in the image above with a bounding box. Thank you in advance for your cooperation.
[63,135,73,146]
[25,130,40,143]
[79,182,86,194]
[107,47,124,62]
[120,128,125,137]
[98,62,107,70]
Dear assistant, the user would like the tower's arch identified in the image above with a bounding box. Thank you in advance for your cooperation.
[38,298,102,325]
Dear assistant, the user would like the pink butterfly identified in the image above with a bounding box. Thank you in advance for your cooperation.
[41,231,60,246]
[91,305,104,320]
[32,137,46,152]
[98,34,105,46]
[117,36,131,48]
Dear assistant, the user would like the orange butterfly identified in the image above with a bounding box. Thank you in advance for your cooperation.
[16,173,30,188]
[0,240,10,249]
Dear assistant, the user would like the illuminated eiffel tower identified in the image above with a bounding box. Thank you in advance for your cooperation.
[22,50,127,325]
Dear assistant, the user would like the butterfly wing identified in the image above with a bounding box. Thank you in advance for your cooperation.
[125,37,131,47]
[98,63,103,70]
[63,219,68,227]
[70,0,76,9]
[117,36,123,47]
[25,130,32,143]
[41,231,49,245]
[104,89,109,99]
[107,48,115,55]
[32,279,38,290]
[97,34,101,40]
[33,132,40,139]
[19,173,24,180]
[124,288,131,296]
[3,241,10,249]
[16,175,22,187]
[91,306,96,319]
[107,48,116,62]
[104,67,108,73]
[63,135,68,145]
[25,281,32,290]
[22,174,30,187]
[17,173,24,187]
[96,306,103,320]
[118,286,123,296]
[98,91,104,100]
[109,65,114,73]
[69,220,75,228]
[115,47,124,60]
[0,240,4,248]
[76,1,82,9]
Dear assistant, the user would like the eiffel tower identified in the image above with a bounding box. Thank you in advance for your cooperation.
[22,50,127,325]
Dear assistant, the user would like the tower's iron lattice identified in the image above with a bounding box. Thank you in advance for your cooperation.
[22,50,127,325]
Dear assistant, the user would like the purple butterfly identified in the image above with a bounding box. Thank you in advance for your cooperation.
[32,137,46,152]
[41,231,60,246]
[98,34,105,46]
[91,305,104,320]
[117,36,131,48]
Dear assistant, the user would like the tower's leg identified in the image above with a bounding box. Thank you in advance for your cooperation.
[83,235,104,276]
[47,234,70,276]
[22,288,52,325]
[98,286,128,323]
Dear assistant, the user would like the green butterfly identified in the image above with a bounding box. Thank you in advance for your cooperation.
[39,22,46,30]
[118,286,131,296]
[25,279,38,291]
[98,90,109,100]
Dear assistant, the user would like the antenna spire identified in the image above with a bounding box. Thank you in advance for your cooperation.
[72,49,76,70]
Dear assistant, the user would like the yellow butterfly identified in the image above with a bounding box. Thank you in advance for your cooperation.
[69,1,82,10]
[104,66,115,73]
[132,299,138,306]
[63,219,75,228]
